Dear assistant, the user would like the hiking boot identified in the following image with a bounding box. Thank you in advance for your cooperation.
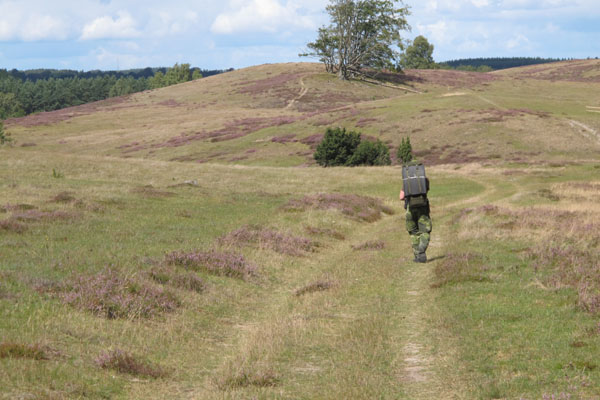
[416,252,427,263]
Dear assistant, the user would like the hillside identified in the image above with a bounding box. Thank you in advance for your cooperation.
[2,60,600,399]
[6,60,600,166]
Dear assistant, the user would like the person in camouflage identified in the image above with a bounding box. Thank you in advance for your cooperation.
[399,178,432,263]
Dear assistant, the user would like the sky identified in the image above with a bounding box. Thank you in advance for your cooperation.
[0,0,599,71]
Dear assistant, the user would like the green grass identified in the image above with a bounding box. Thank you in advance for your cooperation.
[2,60,600,398]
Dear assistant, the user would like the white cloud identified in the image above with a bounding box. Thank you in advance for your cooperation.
[0,2,69,41]
[211,0,316,34]
[506,33,531,50]
[81,11,140,40]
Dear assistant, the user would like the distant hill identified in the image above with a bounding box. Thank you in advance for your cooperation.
[6,60,600,167]
[441,57,566,70]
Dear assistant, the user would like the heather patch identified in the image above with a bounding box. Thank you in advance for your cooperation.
[55,269,180,319]
[0,219,27,233]
[6,96,127,128]
[165,250,257,279]
[3,203,36,211]
[305,226,345,240]
[0,342,51,360]
[95,349,167,378]
[406,69,498,88]
[156,116,300,148]
[219,225,317,256]
[295,280,336,296]
[51,191,76,203]
[283,193,394,222]
[431,253,492,288]
[148,266,206,293]
[352,240,385,251]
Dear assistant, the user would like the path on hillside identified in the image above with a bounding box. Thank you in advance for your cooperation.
[285,77,309,110]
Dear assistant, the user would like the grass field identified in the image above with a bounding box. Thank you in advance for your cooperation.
[1,60,600,399]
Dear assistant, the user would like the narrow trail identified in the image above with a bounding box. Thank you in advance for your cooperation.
[285,77,309,110]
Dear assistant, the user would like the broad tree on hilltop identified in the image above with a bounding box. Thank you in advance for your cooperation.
[302,0,411,80]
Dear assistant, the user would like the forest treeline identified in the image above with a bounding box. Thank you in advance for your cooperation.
[0,64,232,119]
[440,57,568,70]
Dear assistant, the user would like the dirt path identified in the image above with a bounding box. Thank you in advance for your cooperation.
[285,77,309,109]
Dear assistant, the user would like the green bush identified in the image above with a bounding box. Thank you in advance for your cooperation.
[0,121,11,145]
[314,127,361,167]
[348,140,391,166]
[397,136,413,164]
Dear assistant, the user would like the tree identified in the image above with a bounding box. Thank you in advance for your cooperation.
[165,63,191,86]
[314,127,362,166]
[192,69,203,80]
[348,139,391,165]
[399,35,435,69]
[302,0,410,80]
[0,120,11,145]
[0,92,24,119]
[397,136,413,163]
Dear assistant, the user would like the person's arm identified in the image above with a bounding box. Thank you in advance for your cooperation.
[399,190,405,201]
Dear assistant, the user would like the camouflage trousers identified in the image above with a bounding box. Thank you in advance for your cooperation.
[405,205,432,257]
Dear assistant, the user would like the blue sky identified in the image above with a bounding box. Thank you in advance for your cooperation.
[0,0,598,71]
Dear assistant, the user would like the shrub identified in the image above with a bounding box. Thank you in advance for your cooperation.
[58,269,180,319]
[283,193,394,222]
[397,136,413,163]
[219,225,317,256]
[314,127,361,166]
[347,139,391,166]
[95,349,167,378]
[165,250,257,279]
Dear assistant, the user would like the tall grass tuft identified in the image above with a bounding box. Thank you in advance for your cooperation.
[95,349,167,378]
[0,342,50,360]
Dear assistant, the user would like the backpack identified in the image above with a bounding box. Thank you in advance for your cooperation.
[402,163,428,207]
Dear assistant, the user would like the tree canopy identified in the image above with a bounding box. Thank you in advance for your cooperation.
[302,0,410,80]
[400,35,435,69]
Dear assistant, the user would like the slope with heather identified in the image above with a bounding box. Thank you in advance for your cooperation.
[6,60,600,166]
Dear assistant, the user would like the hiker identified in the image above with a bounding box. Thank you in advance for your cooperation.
[399,162,432,263]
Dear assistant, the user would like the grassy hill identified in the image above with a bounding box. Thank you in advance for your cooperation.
[6,60,600,166]
[1,60,600,399]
